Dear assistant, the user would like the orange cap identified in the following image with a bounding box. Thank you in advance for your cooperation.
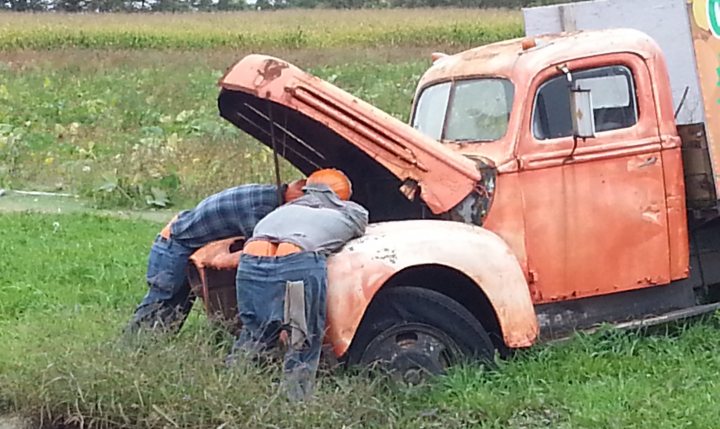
[306,168,352,200]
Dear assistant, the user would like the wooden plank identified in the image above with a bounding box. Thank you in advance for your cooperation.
[613,302,720,329]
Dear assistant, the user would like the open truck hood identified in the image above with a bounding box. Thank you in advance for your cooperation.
[218,55,482,215]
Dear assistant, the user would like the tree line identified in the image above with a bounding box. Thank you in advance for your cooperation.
[2,0,571,12]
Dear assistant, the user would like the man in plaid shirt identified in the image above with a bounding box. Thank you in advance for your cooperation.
[126,181,305,334]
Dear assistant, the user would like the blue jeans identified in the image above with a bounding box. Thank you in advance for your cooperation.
[127,235,196,333]
[234,252,328,401]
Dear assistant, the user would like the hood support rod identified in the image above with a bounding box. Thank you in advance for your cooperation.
[267,99,284,205]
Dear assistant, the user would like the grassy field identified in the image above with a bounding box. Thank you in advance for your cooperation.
[0,53,426,207]
[0,9,523,209]
[3,212,720,428]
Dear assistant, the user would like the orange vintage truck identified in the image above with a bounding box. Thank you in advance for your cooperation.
[188,0,720,377]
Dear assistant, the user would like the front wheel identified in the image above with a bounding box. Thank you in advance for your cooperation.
[346,286,495,383]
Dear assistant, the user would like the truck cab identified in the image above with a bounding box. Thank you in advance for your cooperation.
[188,0,720,378]
[414,28,688,305]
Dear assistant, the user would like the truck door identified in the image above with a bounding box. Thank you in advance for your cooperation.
[517,53,671,303]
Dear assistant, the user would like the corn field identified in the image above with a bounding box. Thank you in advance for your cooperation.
[0,9,522,50]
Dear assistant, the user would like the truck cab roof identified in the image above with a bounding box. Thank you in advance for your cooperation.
[417,28,663,91]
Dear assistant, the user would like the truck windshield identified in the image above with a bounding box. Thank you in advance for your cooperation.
[412,78,514,142]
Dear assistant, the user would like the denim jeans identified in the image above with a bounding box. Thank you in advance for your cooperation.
[233,252,328,401]
[127,235,196,333]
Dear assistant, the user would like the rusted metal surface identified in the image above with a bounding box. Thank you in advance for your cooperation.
[481,172,528,272]
[690,0,720,198]
[523,0,720,210]
[515,49,681,302]
[199,19,711,353]
[187,221,538,357]
[413,29,669,170]
[412,29,689,303]
[219,55,482,215]
[663,148,691,281]
[535,281,696,339]
[411,29,690,298]
[518,150,674,303]
[188,236,246,332]
[326,220,537,356]
[189,236,245,270]
[680,123,716,209]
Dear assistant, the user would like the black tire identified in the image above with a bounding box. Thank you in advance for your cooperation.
[346,286,495,382]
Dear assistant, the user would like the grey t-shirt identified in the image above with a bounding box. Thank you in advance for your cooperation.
[250,183,368,254]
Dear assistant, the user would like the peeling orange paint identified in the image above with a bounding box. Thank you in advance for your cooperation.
[220,55,482,214]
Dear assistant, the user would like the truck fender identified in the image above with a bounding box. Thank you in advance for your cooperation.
[325,219,539,357]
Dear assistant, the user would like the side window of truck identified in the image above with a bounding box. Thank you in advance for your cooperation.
[533,65,638,140]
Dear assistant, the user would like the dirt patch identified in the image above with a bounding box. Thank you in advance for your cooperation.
[0,45,451,71]
[0,191,174,224]
[0,416,29,429]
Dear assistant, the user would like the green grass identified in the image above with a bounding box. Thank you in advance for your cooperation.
[3,212,720,428]
[0,10,522,50]
[0,53,426,207]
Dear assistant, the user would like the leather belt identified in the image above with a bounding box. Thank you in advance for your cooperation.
[243,239,303,256]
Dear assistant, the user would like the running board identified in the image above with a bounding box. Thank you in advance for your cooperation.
[611,302,720,330]
[548,302,720,343]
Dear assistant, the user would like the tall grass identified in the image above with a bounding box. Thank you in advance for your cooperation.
[0,9,522,208]
[3,212,720,428]
[0,9,522,50]
[0,55,426,207]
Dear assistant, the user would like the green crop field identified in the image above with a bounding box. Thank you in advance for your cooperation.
[0,9,522,208]
[1,55,426,207]
[3,8,720,429]
[0,10,521,50]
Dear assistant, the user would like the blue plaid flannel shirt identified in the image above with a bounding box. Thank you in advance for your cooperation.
[170,184,282,249]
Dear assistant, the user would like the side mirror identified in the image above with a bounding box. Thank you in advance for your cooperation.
[570,88,595,138]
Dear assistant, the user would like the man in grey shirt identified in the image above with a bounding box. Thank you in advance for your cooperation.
[249,183,367,254]
[232,169,368,401]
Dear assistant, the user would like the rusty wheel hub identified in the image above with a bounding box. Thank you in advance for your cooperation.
[360,323,461,384]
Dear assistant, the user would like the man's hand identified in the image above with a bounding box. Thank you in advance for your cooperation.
[284,179,307,203]
[160,213,179,240]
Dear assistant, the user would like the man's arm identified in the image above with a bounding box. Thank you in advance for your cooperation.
[341,201,369,238]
